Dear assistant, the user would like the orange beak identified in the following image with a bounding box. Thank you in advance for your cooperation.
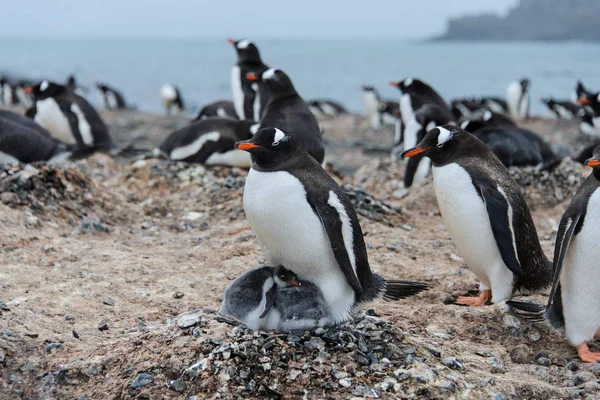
[401,147,428,158]
[579,97,591,105]
[246,73,259,81]
[390,81,400,87]
[286,280,301,287]
[235,142,260,151]
[228,38,236,46]
[24,87,33,94]
[585,159,600,167]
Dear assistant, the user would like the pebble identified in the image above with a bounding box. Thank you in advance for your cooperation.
[528,330,541,341]
[45,342,65,353]
[0,301,9,311]
[536,357,551,366]
[0,350,5,363]
[339,378,352,388]
[184,211,205,221]
[441,380,457,393]
[103,298,115,306]
[130,373,154,389]
[490,357,506,373]
[304,337,326,352]
[510,344,533,364]
[442,357,465,370]
[98,320,109,331]
[177,311,203,328]
[573,371,595,386]
[503,315,521,329]
[173,291,185,299]
[0,192,19,205]
[169,379,186,393]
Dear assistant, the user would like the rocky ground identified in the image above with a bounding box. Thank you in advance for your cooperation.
[1,108,600,399]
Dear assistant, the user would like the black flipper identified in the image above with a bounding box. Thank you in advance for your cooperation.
[383,280,430,301]
[259,284,277,319]
[310,200,363,296]
[472,178,522,275]
[548,213,581,306]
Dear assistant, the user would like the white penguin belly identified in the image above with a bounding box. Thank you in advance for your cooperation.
[34,98,75,144]
[561,189,600,346]
[506,82,522,118]
[433,163,514,301]
[231,66,245,119]
[362,92,380,129]
[243,169,355,322]
[205,149,250,168]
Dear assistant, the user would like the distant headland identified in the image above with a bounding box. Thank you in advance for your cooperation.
[432,0,600,41]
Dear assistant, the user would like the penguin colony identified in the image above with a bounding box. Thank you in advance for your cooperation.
[2,41,600,364]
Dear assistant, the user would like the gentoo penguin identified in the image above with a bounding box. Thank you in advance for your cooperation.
[541,98,581,119]
[96,82,128,110]
[394,104,451,187]
[155,118,256,166]
[459,110,516,133]
[14,80,34,108]
[450,98,486,120]
[160,84,185,115]
[193,100,237,120]
[306,100,347,117]
[220,265,331,331]
[481,97,509,115]
[0,78,17,106]
[247,69,325,164]
[572,80,595,105]
[402,125,552,306]
[508,146,600,362]
[65,75,86,97]
[25,80,114,150]
[229,38,269,121]
[576,108,600,139]
[506,78,530,119]
[361,85,398,129]
[236,127,429,323]
[0,110,95,165]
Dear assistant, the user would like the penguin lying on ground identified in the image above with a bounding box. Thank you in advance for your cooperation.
[229,39,270,121]
[247,69,325,164]
[194,100,237,120]
[450,98,486,120]
[480,97,509,115]
[236,127,429,323]
[160,84,185,115]
[541,98,581,119]
[459,110,516,133]
[25,80,114,151]
[506,78,530,119]
[96,82,129,110]
[508,146,600,363]
[402,125,552,306]
[0,110,96,164]
[154,118,256,166]
[220,265,331,331]
[306,100,347,117]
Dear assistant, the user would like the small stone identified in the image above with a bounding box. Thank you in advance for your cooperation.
[480,377,495,387]
[173,291,185,299]
[528,330,541,341]
[177,311,202,328]
[0,350,5,363]
[566,361,579,371]
[332,370,348,380]
[98,320,109,331]
[536,357,551,366]
[72,330,80,339]
[354,352,371,366]
[510,344,533,364]
[492,393,508,400]
[289,369,302,380]
[441,381,457,393]
[415,366,436,383]
[141,221,152,230]
[503,315,521,329]
[103,298,115,306]
[0,192,19,205]
[425,345,441,358]
[169,379,186,393]
[490,357,505,373]
[339,378,352,388]
[45,342,64,353]
[0,301,10,311]
[314,327,326,336]
[442,357,465,370]
[26,215,40,227]
[184,212,205,221]
[574,371,594,386]
[130,373,154,389]
[304,337,326,352]
[186,359,209,376]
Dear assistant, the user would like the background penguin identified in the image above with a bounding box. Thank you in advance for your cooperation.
[221,265,331,331]
[306,100,347,117]
[229,38,269,121]
[450,98,485,120]
[481,97,509,115]
[459,110,516,133]
[506,78,530,119]
[96,82,128,110]
[0,77,18,106]
[508,146,600,363]
[0,110,95,165]
[402,125,552,306]
[389,78,453,123]
[361,85,398,130]
[573,80,595,105]
[236,127,429,323]
[576,109,600,138]
[160,83,185,115]
[25,80,114,151]
[193,100,238,120]
[395,104,452,187]
[541,98,581,119]
[155,117,256,166]
[66,75,86,97]
[247,68,325,164]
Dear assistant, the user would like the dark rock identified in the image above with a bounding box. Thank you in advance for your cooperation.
[130,373,154,389]
[510,344,533,364]
[98,320,109,331]
[536,357,551,366]
[73,330,80,339]
[425,345,441,358]
[442,357,465,370]
[574,371,594,386]
[490,357,506,373]
[169,379,186,393]
[103,298,115,306]
[173,291,185,299]
[354,351,371,366]
[45,342,65,353]
[0,301,10,311]
[304,337,326,352]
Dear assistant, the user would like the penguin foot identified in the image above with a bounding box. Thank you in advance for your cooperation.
[577,343,600,363]
[456,290,491,307]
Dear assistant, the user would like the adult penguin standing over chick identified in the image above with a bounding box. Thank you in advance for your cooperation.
[25,80,114,151]
[402,125,552,306]
[247,68,325,164]
[235,127,429,324]
[229,39,269,121]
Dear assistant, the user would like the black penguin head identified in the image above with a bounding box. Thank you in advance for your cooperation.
[361,85,375,92]
[389,77,422,93]
[246,68,296,97]
[401,125,468,166]
[66,75,77,90]
[228,38,262,64]
[578,92,600,107]
[25,80,66,99]
[541,97,554,107]
[585,146,600,169]
[273,265,300,287]
[96,82,108,92]
[235,127,298,167]
[520,78,530,91]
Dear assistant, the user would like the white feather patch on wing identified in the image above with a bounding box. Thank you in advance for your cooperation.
[170,131,220,160]
[70,103,94,145]
[327,190,357,276]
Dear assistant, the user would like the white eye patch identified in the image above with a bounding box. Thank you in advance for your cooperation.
[460,120,470,129]
[483,110,492,121]
[426,121,437,132]
[272,128,286,146]
[262,68,276,80]
[237,39,251,49]
[40,80,49,91]
[404,77,413,87]
[437,127,453,147]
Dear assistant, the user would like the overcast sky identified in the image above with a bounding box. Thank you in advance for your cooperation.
[2,0,518,39]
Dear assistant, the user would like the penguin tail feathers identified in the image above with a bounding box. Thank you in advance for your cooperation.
[506,300,546,322]
[68,145,102,161]
[537,158,562,172]
[109,143,153,158]
[382,280,430,301]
